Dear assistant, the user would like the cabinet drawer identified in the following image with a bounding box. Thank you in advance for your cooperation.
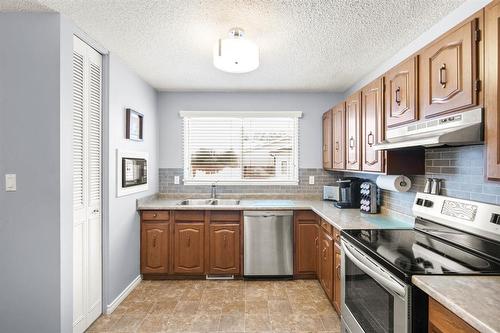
[142,211,170,221]
[334,227,340,244]
[210,211,241,223]
[320,219,333,235]
[295,210,318,221]
[174,210,205,222]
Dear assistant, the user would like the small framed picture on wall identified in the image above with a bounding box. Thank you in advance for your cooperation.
[126,108,143,141]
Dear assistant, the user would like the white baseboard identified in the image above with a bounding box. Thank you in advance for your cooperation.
[106,275,142,314]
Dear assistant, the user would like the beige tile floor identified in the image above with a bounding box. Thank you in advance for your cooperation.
[86,279,341,333]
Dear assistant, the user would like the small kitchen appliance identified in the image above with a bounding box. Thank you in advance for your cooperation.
[334,177,362,209]
[340,193,500,333]
[323,185,340,202]
[360,181,378,214]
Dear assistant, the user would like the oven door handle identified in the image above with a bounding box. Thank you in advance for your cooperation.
[342,241,406,298]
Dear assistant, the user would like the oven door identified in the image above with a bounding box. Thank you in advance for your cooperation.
[341,239,410,333]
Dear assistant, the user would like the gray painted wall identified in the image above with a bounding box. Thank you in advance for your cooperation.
[105,55,158,308]
[0,13,63,333]
[344,0,491,95]
[158,92,343,169]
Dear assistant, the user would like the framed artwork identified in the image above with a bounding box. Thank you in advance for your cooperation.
[126,108,143,141]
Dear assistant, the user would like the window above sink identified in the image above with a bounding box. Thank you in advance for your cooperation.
[180,111,302,185]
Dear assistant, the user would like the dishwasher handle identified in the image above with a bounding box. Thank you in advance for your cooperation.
[244,210,294,217]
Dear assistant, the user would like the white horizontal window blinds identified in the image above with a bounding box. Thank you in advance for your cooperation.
[182,112,301,184]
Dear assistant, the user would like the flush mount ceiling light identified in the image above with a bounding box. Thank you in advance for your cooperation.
[213,27,259,74]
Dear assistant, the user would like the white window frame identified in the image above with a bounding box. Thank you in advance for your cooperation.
[180,111,302,185]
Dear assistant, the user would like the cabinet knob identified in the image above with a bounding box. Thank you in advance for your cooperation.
[395,86,401,106]
[439,63,447,88]
[349,137,355,149]
[367,132,374,147]
[153,213,158,218]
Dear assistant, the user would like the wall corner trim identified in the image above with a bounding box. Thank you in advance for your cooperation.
[106,275,142,315]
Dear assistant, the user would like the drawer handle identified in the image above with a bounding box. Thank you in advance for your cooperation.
[367,131,374,147]
[315,237,319,248]
[322,248,327,260]
[439,63,447,88]
[187,236,191,247]
[323,144,328,151]
[224,235,228,248]
[153,236,156,248]
[336,264,341,279]
[349,136,355,149]
[335,141,339,151]
[395,86,401,106]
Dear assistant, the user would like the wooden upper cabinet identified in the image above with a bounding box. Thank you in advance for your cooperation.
[385,56,418,128]
[174,223,205,274]
[141,222,170,274]
[294,211,319,277]
[322,110,333,169]
[345,92,362,171]
[209,224,240,275]
[332,102,346,170]
[486,1,500,180]
[362,78,385,172]
[419,15,481,118]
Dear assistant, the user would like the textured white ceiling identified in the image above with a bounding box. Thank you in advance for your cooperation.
[3,0,466,92]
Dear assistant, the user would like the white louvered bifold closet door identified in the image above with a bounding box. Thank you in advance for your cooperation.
[72,36,102,333]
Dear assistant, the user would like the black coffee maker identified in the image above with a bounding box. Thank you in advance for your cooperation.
[334,177,362,209]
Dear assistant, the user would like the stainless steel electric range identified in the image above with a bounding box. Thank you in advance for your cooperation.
[340,192,500,333]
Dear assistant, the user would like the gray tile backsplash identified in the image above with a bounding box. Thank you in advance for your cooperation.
[346,145,500,215]
[159,145,500,216]
[159,168,341,196]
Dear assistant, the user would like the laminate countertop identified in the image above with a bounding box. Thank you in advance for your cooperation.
[412,275,500,333]
[137,197,414,231]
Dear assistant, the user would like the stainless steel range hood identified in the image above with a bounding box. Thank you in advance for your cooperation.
[374,108,483,151]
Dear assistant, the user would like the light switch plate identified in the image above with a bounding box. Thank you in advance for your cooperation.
[5,174,16,191]
[309,176,315,185]
[174,176,180,185]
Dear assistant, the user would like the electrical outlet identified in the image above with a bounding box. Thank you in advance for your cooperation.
[5,174,16,191]
[309,176,315,185]
[174,176,180,185]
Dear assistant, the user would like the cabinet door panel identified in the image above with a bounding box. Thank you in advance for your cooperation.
[141,222,169,274]
[362,78,385,172]
[319,231,333,301]
[174,223,205,274]
[323,110,333,169]
[486,2,500,180]
[333,242,341,314]
[332,102,346,170]
[295,222,319,275]
[385,56,418,128]
[209,224,240,274]
[420,17,480,118]
[345,92,362,171]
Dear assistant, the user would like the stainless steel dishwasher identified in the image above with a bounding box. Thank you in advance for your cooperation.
[243,211,293,277]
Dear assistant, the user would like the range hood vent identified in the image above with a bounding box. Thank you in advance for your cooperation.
[374,108,483,151]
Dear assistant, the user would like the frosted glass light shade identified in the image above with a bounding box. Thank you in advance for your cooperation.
[213,37,259,73]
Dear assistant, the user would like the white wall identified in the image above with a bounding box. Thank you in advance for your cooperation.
[105,55,158,308]
[344,0,492,96]
[0,13,63,333]
[158,92,343,169]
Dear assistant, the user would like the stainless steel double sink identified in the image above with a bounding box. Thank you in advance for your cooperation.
[177,199,240,206]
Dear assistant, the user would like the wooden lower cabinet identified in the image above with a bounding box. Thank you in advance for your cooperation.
[429,297,478,333]
[209,224,240,275]
[174,223,205,274]
[294,211,319,277]
[319,229,334,301]
[333,242,341,313]
[141,222,170,274]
